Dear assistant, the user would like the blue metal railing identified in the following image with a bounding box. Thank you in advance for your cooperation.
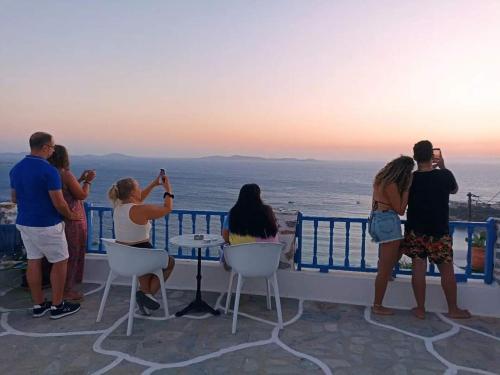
[296,214,497,284]
[84,204,497,284]
[85,203,227,261]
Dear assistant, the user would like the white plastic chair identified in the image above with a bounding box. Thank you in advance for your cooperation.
[96,239,170,336]
[223,242,284,334]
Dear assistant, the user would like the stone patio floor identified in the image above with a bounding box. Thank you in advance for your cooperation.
[0,283,499,374]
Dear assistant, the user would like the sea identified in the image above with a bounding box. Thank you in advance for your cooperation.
[1,154,499,269]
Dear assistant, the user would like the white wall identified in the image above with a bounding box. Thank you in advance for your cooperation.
[84,254,500,318]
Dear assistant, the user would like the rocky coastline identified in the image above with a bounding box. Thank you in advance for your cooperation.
[449,201,500,221]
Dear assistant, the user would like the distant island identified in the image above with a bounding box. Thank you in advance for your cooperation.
[197,155,320,162]
[0,152,320,163]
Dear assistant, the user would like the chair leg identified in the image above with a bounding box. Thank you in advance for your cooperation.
[231,274,244,334]
[127,275,138,336]
[272,273,283,329]
[266,278,272,310]
[225,270,235,314]
[96,271,115,323]
[156,269,169,318]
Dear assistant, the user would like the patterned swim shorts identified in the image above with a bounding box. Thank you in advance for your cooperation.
[400,230,453,265]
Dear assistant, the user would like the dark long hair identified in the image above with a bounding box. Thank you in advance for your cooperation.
[228,183,278,238]
[47,144,70,170]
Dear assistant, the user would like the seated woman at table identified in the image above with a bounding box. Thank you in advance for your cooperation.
[108,173,175,315]
[221,184,279,268]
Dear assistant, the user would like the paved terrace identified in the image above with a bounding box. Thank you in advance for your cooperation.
[0,283,499,375]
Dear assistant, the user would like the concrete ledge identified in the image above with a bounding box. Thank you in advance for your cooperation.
[83,253,500,318]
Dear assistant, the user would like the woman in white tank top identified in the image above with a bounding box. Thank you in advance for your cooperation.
[108,172,175,315]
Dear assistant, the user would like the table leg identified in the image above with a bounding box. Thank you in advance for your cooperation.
[175,247,220,317]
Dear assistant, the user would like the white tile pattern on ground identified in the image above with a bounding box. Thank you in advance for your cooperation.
[0,283,498,374]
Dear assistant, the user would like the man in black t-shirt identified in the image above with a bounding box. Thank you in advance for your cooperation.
[401,140,471,319]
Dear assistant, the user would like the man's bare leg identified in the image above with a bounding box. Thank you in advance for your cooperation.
[436,262,471,319]
[411,258,427,319]
[50,259,68,306]
[27,259,44,305]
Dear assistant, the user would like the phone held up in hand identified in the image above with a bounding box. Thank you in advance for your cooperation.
[432,148,442,168]
[83,169,95,180]
[159,168,166,184]
[432,148,442,160]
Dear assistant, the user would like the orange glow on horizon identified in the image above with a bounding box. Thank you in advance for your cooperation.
[0,1,499,160]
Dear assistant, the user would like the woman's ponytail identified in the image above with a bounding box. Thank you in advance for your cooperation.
[108,184,120,207]
[108,178,136,207]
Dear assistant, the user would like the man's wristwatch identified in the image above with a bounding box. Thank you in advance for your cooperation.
[163,192,174,199]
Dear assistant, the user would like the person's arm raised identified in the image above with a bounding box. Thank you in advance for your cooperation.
[131,203,173,222]
[62,170,90,200]
[48,190,81,220]
[140,180,157,202]
[130,177,174,223]
[140,171,169,202]
[437,154,458,194]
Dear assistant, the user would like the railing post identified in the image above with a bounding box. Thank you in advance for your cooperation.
[484,217,497,284]
[178,213,183,256]
[344,221,350,268]
[205,214,211,257]
[328,221,334,268]
[295,212,303,271]
[98,209,104,253]
[312,219,318,266]
[191,213,196,257]
[360,221,366,270]
[84,202,93,252]
[191,213,196,233]
[465,224,473,281]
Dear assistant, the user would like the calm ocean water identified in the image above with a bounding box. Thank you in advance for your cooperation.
[1,155,499,268]
[2,155,499,214]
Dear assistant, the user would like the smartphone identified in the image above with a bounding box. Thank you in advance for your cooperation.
[84,169,95,179]
[159,168,166,184]
[432,148,442,160]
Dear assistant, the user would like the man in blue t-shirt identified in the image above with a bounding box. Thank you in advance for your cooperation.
[10,132,81,319]
[401,140,471,320]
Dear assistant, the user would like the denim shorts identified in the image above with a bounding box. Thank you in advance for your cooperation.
[368,210,403,244]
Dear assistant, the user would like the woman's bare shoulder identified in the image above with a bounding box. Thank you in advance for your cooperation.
[60,168,74,178]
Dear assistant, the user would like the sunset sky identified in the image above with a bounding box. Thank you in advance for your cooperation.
[1,1,499,160]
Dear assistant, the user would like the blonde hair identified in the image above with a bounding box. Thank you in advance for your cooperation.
[108,178,136,206]
[374,156,414,196]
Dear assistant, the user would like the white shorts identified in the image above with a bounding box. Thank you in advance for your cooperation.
[17,223,69,263]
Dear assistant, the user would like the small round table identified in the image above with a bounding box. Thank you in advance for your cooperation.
[169,234,224,317]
